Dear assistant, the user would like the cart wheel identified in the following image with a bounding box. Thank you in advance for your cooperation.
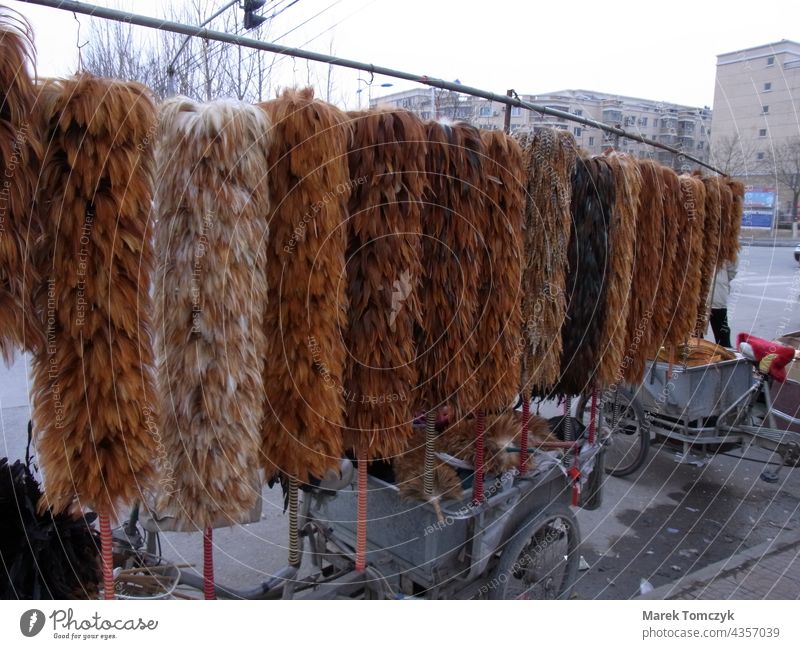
[487,506,580,600]
[577,387,649,477]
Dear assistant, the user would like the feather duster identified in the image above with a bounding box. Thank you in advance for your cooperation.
[438,411,552,476]
[556,156,613,396]
[659,165,683,347]
[622,160,665,383]
[515,129,577,393]
[671,175,708,347]
[0,10,44,362]
[1,456,101,598]
[151,97,270,530]
[475,131,524,409]
[259,89,349,483]
[720,178,743,265]
[415,121,484,417]
[31,74,157,518]
[343,109,425,458]
[695,175,723,334]
[596,152,641,387]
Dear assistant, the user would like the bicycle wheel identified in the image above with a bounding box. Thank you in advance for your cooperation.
[488,506,580,600]
[577,387,649,477]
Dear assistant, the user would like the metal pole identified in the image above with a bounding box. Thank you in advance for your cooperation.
[19,0,726,175]
[503,89,513,133]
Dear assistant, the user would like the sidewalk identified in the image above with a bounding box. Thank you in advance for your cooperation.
[742,229,799,248]
[640,528,800,600]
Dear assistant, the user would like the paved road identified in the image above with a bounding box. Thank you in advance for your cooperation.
[2,245,798,598]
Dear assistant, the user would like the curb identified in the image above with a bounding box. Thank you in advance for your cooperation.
[742,240,798,248]
[639,527,800,599]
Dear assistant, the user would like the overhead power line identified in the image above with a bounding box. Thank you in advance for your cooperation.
[17,0,724,175]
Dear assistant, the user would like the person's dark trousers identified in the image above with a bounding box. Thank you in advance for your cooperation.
[710,308,732,348]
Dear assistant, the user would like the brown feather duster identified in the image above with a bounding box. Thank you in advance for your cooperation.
[695,175,723,334]
[673,175,707,345]
[415,121,485,417]
[151,97,271,530]
[659,166,683,347]
[31,74,157,518]
[515,129,577,393]
[343,109,426,459]
[258,89,350,483]
[475,131,524,410]
[720,178,743,265]
[438,411,552,476]
[597,153,641,387]
[622,160,665,383]
[556,156,613,395]
[0,10,44,361]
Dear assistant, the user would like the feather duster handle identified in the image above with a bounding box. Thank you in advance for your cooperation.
[259,89,350,482]
[0,11,44,361]
[153,97,271,530]
[515,129,577,393]
[597,153,641,387]
[343,109,426,459]
[475,131,524,410]
[31,74,158,518]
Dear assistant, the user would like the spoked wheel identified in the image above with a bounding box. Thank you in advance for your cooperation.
[577,387,649,477]
[488,506,580,600]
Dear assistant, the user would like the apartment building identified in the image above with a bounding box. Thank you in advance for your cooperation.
[372,88,712,171]
[710,40,800,222]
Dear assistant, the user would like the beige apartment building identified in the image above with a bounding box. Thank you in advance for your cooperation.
[371,87,712,171]
[710,39,800,223]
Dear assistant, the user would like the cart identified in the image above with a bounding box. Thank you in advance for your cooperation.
[123,426,603,600]
[576,333,800,481]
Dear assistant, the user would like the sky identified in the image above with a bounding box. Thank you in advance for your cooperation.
[7,0,800,110]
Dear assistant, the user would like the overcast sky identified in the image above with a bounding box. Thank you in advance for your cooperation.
[8,0,799,109]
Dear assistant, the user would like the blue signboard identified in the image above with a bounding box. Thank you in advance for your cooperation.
[743,208,773,228]
[744,190,775,208]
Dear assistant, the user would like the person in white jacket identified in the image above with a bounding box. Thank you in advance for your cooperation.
[709,261,737,348]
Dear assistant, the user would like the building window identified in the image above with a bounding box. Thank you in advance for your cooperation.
[762,105,769,113]
[479,106,492,117]
[759,128,767,137]
[574,109,583,116]
[697,142,703,150]
[764,82,772,91]
[767,56,775,66]
[639,117,648,127]
[588,136,594,146]
[511,107,522,116]
[757,152,765,160]
[574,127,582,137]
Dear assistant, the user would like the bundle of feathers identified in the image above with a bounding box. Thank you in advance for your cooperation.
[658,166,683,347]
[475,131,524,410]
[673,175,707,348]
[152,98,270,530]
[555,156,613,396]
[1,456,100,598]
[720,178,744,266]
[415,121,485,417]
[259,89,350,483]
[622,160,666,383]
[515,129,577,393]
[596,152,641,388]
[695,175,723,334]
[343,109,426,459]
[31,74,157,518]
[0,10,43,362]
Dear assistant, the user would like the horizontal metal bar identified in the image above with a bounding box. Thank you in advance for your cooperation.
[18,0,724,175]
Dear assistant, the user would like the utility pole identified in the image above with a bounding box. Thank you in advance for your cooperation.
[503,89,513,133]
